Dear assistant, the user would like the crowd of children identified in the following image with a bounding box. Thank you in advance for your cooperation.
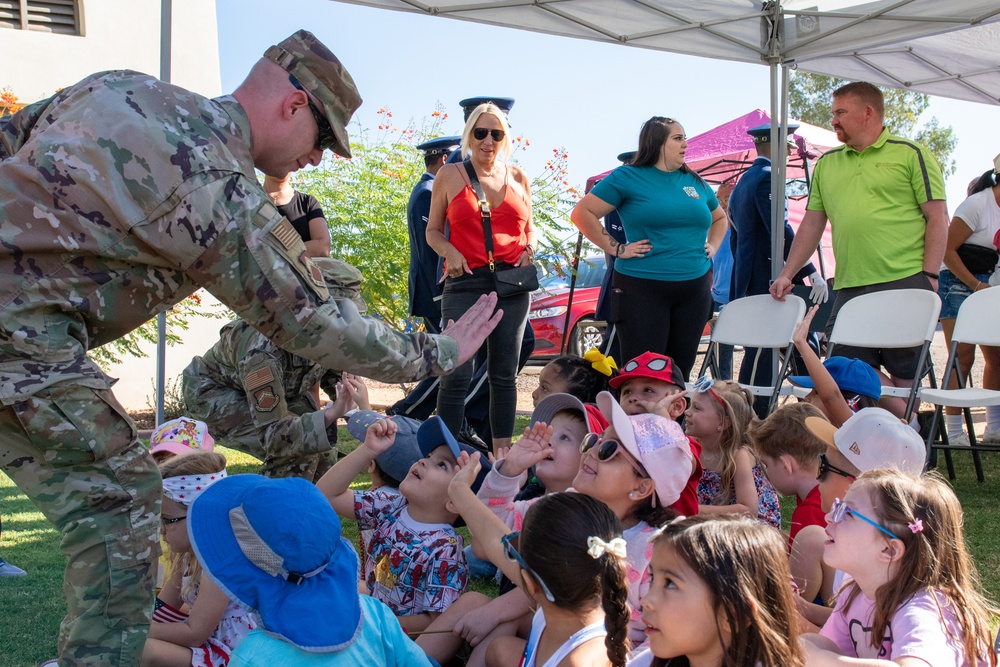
[132,349,998,667]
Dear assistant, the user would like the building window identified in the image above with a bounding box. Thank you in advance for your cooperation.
[0,0,80,36]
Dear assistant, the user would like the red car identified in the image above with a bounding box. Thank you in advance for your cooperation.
[529,256,608,358]
[528,255,714,360]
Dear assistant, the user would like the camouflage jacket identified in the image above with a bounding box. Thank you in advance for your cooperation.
[0,71,456,405]
[183,318,341,450]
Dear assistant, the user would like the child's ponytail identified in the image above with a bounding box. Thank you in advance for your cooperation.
[597,546,631,667]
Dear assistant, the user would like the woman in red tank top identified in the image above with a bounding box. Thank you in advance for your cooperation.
[426,103,535,453]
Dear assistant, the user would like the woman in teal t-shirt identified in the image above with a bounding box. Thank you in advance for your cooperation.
[571,116,728,378]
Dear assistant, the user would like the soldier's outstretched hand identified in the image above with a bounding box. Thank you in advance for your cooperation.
[442,293,504,367]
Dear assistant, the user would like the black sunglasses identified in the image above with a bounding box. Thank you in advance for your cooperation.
[817,453,857,482]
[472,127,505,142]
[580,433,648,477]
[289,74,336,151]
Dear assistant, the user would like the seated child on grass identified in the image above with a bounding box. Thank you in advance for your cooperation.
[143,451,257,667]
[609,351,703,516]
[789,305,881,427]
[417,392,607,666]
[189,474,433,666]
[318,415,474,634]
[686,377,781,528]
[798,407,926,631]
[750,402,832,603]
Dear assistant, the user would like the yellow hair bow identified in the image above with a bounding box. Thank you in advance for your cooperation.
[584,348,617,376]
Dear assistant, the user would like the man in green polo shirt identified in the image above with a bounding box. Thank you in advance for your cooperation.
[771,81,947,418]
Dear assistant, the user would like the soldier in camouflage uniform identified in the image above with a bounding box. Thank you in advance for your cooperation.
[0,30,500,667]
[182,258,368,481]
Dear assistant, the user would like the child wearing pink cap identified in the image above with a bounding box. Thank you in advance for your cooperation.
[150,417,215,463]
[610,351,704,516]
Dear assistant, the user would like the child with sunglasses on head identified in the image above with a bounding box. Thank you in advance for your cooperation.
[790,305,882,427]
[636,514,805,667]
[417,392,609,666]
[686,377,781,528]
[798,407,926,632]
[609,351,704,516]
[750,402,833,604]
[802,469,999,666]
[142,451,258,667]
[450,460,634,667]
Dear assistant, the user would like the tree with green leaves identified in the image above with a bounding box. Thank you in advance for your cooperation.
[789,72,957,176]
[295,106,581,330]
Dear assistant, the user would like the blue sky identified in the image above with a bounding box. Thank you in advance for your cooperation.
[217,0,1000,223]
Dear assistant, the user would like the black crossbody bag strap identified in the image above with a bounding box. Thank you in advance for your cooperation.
[463,159,496,273]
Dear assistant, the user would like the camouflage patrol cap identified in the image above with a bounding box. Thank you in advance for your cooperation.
[312,257,367,312]
[264,30,362,158]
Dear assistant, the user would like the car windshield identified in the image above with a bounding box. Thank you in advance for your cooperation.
[537,256,606,290]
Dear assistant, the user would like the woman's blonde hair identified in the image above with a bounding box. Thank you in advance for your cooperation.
[159,451,227,600]
[702,380,758,505]
[840,470,998,665]
[649,515,804,667]
[460,102,512,162]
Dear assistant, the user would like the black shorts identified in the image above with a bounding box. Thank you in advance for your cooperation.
[824,272,934,381]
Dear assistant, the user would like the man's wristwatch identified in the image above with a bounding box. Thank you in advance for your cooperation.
[922,270,940,280]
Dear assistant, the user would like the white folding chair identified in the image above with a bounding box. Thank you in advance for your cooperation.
[697,294,806,414]
[827,289,941,418]
[919,288,1000,482]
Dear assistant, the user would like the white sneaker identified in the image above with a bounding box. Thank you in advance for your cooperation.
[0,559,26,576]
[981,427,1000,445]
[946,432,970,447]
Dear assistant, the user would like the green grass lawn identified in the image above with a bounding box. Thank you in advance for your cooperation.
[2,423,999,666]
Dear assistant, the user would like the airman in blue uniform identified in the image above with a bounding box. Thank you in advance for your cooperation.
[408,136,461,334]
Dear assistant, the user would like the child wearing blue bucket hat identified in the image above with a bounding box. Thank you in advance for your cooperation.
[187,474,432,666]
[317,416,477,635]
[791,305,882,427]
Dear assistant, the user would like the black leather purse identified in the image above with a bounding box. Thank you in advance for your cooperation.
[463,160,538,297]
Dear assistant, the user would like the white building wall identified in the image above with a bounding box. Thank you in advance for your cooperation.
[3,0,220,102]
[3,0,225,411]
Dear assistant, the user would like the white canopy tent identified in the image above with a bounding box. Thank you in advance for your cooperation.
[329,0,1000,278]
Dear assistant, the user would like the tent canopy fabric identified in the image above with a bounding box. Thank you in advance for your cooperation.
[334,0,1000,105]
[584,108,841,191]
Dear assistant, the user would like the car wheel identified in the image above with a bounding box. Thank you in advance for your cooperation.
[569,318,605,356]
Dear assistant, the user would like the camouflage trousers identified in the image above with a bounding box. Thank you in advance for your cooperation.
[185,388,337,482]
[0,385,161,667]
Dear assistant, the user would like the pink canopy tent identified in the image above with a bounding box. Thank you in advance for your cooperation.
[585,109,842,278]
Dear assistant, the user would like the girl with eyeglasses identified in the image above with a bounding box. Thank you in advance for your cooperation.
[142,451,259,667]
[686,378,781,528]
[426,102,535,456]
[448,468,632,667]
[802,469,998,666]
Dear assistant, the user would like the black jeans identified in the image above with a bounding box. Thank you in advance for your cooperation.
[612,269,713,381]
[437,267,530,440]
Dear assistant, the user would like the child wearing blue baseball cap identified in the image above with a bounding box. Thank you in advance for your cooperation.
[187,474,432,666]
[317,416,474,635]
[790,305,882,426]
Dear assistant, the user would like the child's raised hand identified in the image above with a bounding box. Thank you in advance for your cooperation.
[792,305,819,350]
[636,389,687,419]
[489,446,510,465]
[501,422,554,477]
[342,372,371,411]
[449,451,482,501]
[362,418,397,455]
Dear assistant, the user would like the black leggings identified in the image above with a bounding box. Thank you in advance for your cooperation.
[612,269,713,381]
[437,268,530,439]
